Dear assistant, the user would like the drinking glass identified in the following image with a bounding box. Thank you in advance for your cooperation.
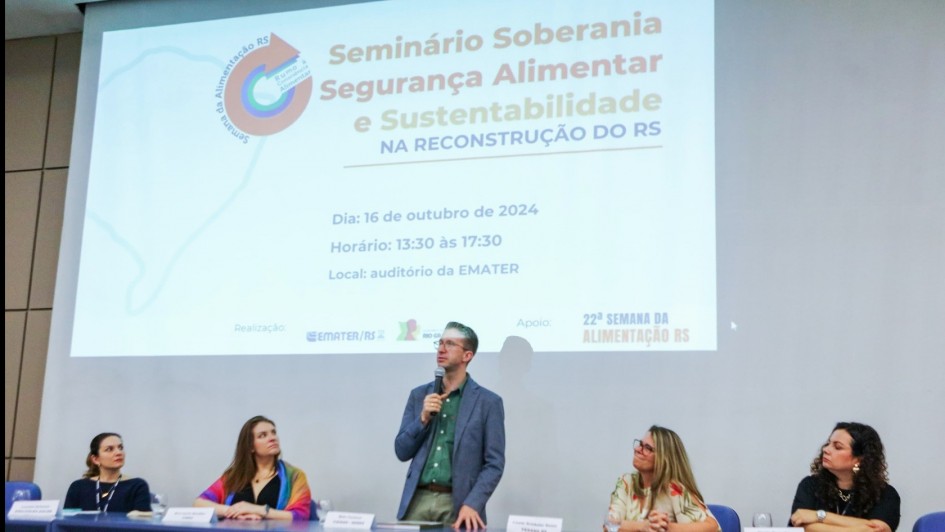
[752,512,773,528]
[604,509,622,532]
[151,493,168,517]
[316,499,333,521]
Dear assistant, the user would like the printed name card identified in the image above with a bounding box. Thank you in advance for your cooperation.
[7,500,60,521]
[323,511,375,529]
[162,507,215,523]
[506,514,563,532]
[745,528,802,532]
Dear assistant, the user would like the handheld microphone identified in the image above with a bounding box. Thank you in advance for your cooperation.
[434,366,445,395]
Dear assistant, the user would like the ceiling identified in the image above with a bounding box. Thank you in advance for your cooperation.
[5,0,93,40]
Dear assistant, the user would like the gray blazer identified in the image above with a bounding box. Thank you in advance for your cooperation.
[394,375,506,522]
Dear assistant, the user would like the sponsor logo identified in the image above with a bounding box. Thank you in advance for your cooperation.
[397,319,420,341]
[306,330,383,342]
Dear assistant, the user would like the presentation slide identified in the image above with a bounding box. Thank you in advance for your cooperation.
[71,0,716,356]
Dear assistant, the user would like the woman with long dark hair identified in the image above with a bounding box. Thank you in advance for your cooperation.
[607,426,719,532]
[194,416,311,520]
[790,422,900,531]
[64,432,151,512]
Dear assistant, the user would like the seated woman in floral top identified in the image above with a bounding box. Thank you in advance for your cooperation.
[607,426,720,532]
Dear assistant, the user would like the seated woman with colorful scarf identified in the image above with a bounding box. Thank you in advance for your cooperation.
[194,415,311,520]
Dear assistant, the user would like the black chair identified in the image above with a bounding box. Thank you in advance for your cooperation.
[309,499,319,521]
[707,504,740,532]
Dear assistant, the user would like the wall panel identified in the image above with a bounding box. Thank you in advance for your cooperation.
[4,37,55,171]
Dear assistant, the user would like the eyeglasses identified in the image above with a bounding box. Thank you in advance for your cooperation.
[633,439,656,454]
[434,339,467,350]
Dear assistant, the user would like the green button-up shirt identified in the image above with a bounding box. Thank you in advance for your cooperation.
[418,376,467,487]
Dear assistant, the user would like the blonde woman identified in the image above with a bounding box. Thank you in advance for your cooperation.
[607,426,719,532]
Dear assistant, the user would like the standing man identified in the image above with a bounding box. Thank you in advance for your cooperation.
[395,321,505,530]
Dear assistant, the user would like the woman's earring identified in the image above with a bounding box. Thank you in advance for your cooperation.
[853,463,860,475]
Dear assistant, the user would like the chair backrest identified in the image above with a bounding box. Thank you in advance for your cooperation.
[5,481,43,512]
[309,499,319,521]
[707,504,740,532]
[913,511,945,532]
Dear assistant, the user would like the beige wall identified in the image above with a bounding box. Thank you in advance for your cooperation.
[4,33,80,482]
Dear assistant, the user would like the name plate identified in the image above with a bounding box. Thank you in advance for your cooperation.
[745,529,801,532]
[162,507,215,523]
[323,511,375,529]
[507,514,563,532]
[7,500,60,521]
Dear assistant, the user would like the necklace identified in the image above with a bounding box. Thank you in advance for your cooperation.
[254,469,275,484]
[836,489,853,516]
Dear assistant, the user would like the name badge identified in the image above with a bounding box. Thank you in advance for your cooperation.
[7,500,60,521]
[162,507,215,523]
[323,511,375,529]
[507,514,563,532]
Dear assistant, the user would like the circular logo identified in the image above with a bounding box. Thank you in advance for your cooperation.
[224,33,313,136]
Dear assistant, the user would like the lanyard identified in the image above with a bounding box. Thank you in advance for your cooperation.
[95,475,121,513]
[836,489,853,516]
[837,500,852,516]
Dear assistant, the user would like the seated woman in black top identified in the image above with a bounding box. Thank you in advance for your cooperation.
[194,415,311,520]
[790,422,901,532]
[64,432,151,513]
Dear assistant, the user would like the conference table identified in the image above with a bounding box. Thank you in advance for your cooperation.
[6,513,567,532]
